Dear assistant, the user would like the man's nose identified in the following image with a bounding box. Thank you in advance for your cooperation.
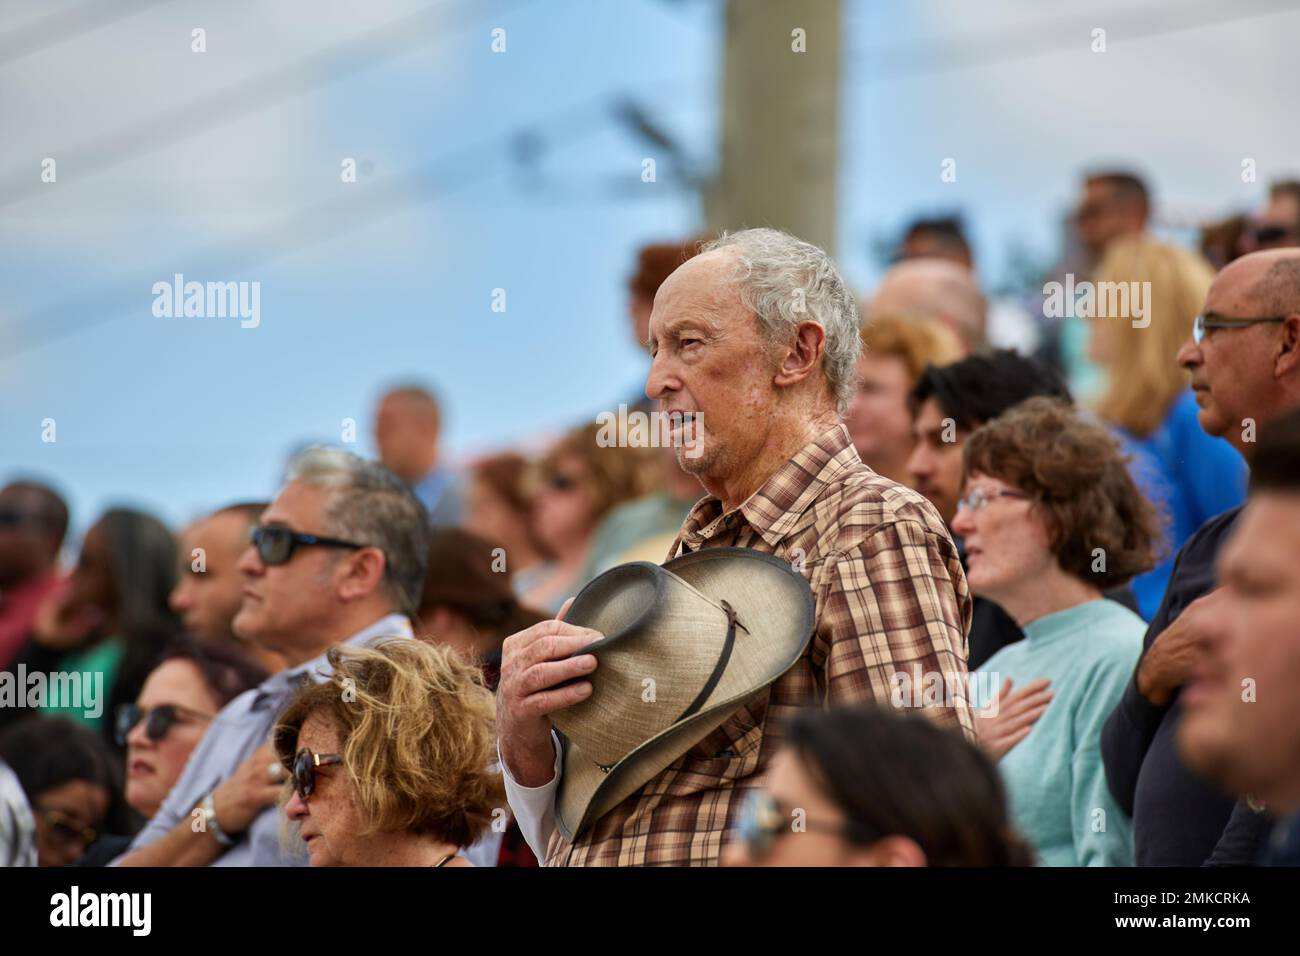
[236,543,262,577]
[645,353,677,403]
[1176,335,1201,370]
[906,444,931,478]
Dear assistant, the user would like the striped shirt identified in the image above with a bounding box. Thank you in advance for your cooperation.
[519,423,973,866]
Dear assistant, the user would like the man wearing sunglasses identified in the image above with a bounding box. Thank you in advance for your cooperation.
[1102,247,1300,867]
[1242,180,1300,254]
[0,481,69,673]
[116,448,429,867]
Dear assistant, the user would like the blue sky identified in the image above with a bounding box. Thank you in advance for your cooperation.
[2,0,1298,541]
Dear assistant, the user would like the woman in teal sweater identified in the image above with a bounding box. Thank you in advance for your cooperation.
[952,398,1161,866]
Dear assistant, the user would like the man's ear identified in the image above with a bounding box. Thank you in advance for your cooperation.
[1274,313,1300,379]
[772,320,827,389]
[336,547,387,602]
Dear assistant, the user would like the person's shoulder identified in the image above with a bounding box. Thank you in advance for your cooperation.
[1180,503,1246,556]
[821,462,951,540]
[1071,602,1145,680]
[1088,599,1149,643]
[206,686,263,733]
[602,493,662,527]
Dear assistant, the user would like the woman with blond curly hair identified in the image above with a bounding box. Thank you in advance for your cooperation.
[274,638,504,867]
[1087,236,1247,618]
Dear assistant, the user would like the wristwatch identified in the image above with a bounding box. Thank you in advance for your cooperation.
[200,792,235,846]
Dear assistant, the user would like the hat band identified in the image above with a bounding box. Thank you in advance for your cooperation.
[675,600,741,723]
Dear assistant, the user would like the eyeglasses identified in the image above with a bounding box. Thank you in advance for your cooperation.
[544,473,582,493]
[0,507,47,530]
[1251,224,1299,246]
[290,748,344,800]
[735,789,869,861]
[115,702,214,747]
[250,526,368,566]
[956,486,1031,514]
[37,806,97,849]
[1192,313,1288,346]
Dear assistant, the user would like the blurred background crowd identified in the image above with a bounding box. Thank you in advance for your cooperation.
[3,163,1298,866]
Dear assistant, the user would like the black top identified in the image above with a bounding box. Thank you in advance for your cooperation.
[1100,505,1272,865]
[968,597,1023,671]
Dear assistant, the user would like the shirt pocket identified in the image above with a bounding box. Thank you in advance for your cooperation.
[677,690,769,780]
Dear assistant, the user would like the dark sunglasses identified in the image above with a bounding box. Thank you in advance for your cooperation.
[290,748,343,800]
[37,806,97,849]
[115,703,214,747]
[736,789,874,861]
[0,506,50,530]
[545,473,582,492]
[1252,224,1299,245]
[250,526,368,566]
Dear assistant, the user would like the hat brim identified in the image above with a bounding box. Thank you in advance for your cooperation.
[555,548,815,843]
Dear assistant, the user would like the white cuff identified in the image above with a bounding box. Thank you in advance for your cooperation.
[499,730,562,864]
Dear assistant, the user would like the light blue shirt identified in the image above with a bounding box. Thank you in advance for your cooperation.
[413,466,464,527]
[117,613,413,867]
[976,599,1143,867]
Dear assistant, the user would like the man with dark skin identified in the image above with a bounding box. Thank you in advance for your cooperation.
[0,481,68,671]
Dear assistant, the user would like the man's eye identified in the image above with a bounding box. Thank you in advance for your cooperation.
[681,338,700,349]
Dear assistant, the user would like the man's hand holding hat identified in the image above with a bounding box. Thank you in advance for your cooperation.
[498,598,601,787]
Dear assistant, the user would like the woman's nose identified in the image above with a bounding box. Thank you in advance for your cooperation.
[285,789,309,821]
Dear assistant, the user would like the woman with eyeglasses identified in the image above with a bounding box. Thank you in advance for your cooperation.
[521,422,655,614]
[62,637,268,865]
[0,716,131,866]
[273,637,504,867]
[722,707,1034,867]
[952,397,1160,866]
[119,638,267,822]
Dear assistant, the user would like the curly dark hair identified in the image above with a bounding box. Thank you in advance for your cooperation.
[962,397,1162,589]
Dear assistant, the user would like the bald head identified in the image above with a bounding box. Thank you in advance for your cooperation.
[867,258,985,353]
[1178,248,1300,457]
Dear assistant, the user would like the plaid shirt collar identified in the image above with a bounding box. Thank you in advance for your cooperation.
[678,423,861,552]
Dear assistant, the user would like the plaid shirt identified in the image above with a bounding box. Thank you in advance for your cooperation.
[545,423,973,866]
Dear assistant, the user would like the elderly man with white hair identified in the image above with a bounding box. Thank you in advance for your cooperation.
[497,228,974,866]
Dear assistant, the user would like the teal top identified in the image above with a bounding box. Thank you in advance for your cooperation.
[38,635,124,732]
[975,599,1143,867]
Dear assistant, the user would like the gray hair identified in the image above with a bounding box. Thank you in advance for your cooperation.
[1253,255,1300,317]
[285,447,430,616]
[701,228,861,415]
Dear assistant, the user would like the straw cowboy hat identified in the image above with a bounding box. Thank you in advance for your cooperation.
[551,547,816,841]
